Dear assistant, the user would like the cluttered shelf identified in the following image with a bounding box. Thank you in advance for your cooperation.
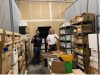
[71,13,95,25]
[0,29,27,74]
[71,20,94,25]
[71,13,95,74]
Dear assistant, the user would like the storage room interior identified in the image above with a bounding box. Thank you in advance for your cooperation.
[0,0,100,74]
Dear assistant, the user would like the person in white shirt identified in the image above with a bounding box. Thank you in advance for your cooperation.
[47,28,59,51]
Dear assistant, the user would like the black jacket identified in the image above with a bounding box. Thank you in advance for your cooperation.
[31,35,42,47]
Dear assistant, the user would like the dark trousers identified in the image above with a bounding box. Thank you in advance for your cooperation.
[49,44,57,51]
[33,47,41,64]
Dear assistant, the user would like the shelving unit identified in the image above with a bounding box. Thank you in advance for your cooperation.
[13,33,26,74]
[24,34,31,68]
[0,29,27,74]
[59,24,73,54]
[0,29,4,74]
[71,13,95,73]
[0,30,13,74]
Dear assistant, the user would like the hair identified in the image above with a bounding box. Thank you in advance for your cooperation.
[36,30,39,32]
[49,28,55,34]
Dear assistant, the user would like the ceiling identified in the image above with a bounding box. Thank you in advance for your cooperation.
[15,0,76,3]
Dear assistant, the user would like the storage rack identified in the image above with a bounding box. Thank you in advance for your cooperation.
[24,35,31,68]
[0,29,3,73]
[0,29,27,74]
[14,33,26,74]
[71,13,95,73]
[59,24,73,54]
[2,30,13,74]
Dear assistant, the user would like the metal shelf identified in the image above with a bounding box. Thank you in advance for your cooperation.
[73,51,85,56]
[74,60,84,66]
[72,21,93,25]
[60,40,71,42]
[76,63,85,70]
[60,34,66,36]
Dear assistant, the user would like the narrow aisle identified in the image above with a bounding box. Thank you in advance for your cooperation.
[28,64,42,74]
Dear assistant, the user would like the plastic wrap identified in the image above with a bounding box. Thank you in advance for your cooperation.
[0,0,20,32]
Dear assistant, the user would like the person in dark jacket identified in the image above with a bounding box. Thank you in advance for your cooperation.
[31,30,42,65]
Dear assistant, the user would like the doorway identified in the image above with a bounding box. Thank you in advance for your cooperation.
[38,26,51,52]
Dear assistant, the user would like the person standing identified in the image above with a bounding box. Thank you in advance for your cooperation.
[47,28,59,51]
[31,30,42,65]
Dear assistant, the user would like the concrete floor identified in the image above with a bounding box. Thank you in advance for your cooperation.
[28,64,43,74]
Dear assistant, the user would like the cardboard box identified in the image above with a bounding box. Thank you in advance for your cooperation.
[2,55,12,74]
[81,13,95,22]
[77,26,82,33]
[51,61,66,74]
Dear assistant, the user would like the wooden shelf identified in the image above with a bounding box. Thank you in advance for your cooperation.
[5,31,12,35]
[14,40,20,43]
[14,32,20,36]
[0,30,26,74]
[4,41,13,46]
